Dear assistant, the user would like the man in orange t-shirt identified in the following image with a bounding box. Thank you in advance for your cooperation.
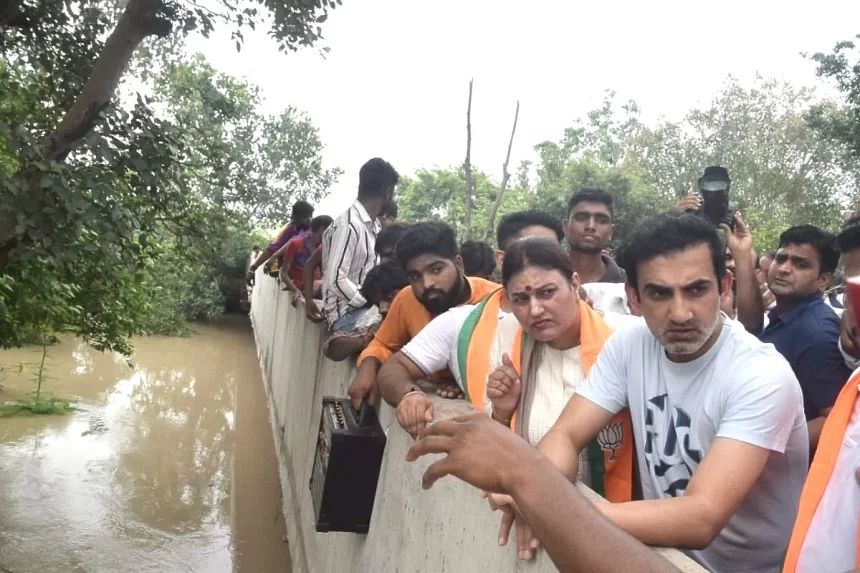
[348,222,499,409]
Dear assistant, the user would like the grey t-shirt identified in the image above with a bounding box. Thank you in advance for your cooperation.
[577,318,809,573]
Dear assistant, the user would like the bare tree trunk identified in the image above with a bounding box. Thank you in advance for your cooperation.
[0,0,171,271]
[484,100,520,242]
[462,78,474,242]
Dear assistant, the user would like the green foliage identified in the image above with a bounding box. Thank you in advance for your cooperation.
[529,81,856,250]
[0,5,339,353]
[397,167,531,246]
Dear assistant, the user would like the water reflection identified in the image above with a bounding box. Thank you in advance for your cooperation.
[0,317,284,573]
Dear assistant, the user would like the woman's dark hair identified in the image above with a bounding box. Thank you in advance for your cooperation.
[618,212,726,291]
[502,236,573,287]
[360,262,409,303]
[460,240,496,278]
[291,200,314,220]
[396,222,458,268]
[496,210,565,250]
[310,215,333,232]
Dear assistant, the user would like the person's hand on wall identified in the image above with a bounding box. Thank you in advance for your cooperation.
[436,383,464,400]
[348,366,379,410]
[405,413,539,493]
[486,492,540,560]
[396,391,434,438]
[486,354,522,423]
[305,299,325,323]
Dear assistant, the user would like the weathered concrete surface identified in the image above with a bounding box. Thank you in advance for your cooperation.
[250,276,706,573]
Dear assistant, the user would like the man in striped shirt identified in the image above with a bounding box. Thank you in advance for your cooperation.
[321,158,399,359]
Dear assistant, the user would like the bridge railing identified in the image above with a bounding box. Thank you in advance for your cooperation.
[249,273,706,573]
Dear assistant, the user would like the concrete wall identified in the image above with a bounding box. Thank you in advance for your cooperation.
[250,276,706,573]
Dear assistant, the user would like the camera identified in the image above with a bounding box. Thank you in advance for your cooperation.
[694,166,736,229]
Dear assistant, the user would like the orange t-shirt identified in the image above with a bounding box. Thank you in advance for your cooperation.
[358,276,500,379]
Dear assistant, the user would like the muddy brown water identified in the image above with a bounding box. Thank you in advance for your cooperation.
[0,316,290,573]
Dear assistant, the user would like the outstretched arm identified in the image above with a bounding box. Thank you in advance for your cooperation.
[407,415,680,573]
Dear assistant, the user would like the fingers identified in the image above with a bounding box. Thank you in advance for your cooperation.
[421,456,456,489]
[498,510,514,547]
[367,384,379,407]
[516,518,534,560]
[405,434,454,462]
[733,211,748,233]
[397,396,432,437]
[502,353,515,369]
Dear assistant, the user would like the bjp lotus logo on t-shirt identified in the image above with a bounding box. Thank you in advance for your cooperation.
[597,422,624,461]
[643,393,704,497]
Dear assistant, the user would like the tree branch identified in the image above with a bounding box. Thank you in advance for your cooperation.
[0,0,173,271]
[485,100,520,242]
[463,78,474,242]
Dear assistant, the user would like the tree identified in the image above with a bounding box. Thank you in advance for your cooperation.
[397,166,530,246]
[0,0,342,271]
[528,81,858,250]
[0,15,340,352]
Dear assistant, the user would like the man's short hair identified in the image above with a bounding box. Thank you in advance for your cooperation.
[618,212,726,291]
[396,222,458,268]
[567,187,614,218]
[291,200,314,220]
[836,215,860,254]
[310,215,333,233]
[496,210,565,251]
[360,262,409,303]
[778,225,839,275]
[375,222,410,257]
[460,240,496,278]
[381,201,399,219]
[358,158,400,199]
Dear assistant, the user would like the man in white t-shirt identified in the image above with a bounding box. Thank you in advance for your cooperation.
[529,213,808,573]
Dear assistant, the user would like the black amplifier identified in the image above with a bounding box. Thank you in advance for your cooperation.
[309,397,387,533]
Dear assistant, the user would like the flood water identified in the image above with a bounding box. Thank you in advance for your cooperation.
[0,316,290,573]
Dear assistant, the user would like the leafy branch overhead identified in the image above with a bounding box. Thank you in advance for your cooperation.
[0,0,342,351]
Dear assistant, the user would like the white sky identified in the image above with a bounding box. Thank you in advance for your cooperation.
[187,0,860,217]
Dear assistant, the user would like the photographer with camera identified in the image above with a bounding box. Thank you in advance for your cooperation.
[678,167,765,331]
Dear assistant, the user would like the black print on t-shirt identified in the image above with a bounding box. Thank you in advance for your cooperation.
[643,393,704,497]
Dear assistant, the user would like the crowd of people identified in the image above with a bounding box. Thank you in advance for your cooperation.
[248,157,860,573]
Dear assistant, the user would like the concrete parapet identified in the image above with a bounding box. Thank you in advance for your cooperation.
[249,276,706,573]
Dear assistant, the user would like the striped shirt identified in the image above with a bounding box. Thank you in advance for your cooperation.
[321,200,380,325]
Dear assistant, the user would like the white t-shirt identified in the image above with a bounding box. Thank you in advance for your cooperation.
[583,282,630,315]
[577,318,809,573]
[401,304,508,390]
[797,382,860,573]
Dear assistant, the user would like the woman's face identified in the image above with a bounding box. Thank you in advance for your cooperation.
[506,265,580,342]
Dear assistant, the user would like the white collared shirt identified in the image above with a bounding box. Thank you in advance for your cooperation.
[321,200,380,325]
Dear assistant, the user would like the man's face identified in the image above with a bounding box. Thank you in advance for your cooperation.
[768,243,827,302]
[567,202,612,253]
[506,266,580,343]
[406,254,463,315]
[375,289,402,318]
[628,243,728,359]
[495,225,561,270]
[296,213,313,230]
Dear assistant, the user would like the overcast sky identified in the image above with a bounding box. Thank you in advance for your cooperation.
[187,0,860,218]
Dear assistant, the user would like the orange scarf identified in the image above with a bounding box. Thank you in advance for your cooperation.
[783,372,860,572]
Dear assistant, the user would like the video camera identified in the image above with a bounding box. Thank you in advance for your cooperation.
[693,166,736,229]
